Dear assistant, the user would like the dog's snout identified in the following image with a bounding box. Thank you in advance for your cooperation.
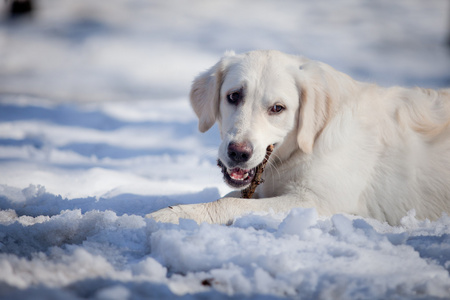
[227,142,253,163]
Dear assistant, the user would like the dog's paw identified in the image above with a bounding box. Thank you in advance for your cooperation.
[146,200,237,225]
[146,206,185,224]
[146,204,212,224]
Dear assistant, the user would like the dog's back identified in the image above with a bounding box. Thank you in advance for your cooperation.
[357,86,450,223]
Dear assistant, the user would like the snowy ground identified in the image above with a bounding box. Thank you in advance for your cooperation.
[1,0,450,299]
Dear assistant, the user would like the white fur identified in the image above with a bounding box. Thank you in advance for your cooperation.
[147,50,450,225]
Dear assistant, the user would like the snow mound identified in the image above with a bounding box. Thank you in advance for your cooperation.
[1,188,450,299]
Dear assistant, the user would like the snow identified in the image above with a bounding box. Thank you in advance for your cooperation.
[0,0,450,299]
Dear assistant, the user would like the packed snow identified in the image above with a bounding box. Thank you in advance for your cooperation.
[1,0,450,299]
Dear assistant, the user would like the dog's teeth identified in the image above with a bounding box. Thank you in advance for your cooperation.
[231,174,242,180]
[226,168,250,181]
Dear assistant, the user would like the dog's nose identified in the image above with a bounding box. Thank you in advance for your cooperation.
[227,142,253,163]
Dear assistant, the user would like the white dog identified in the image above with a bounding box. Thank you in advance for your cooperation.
[147,50,450,225]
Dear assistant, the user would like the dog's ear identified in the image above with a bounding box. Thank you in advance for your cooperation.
[296,61,349,153]
[190,54,233,132]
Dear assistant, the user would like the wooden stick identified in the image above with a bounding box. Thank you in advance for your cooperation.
[241,144,274,199]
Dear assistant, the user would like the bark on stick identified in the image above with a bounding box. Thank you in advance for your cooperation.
[241,144,274,199]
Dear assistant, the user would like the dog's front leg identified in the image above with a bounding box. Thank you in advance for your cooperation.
[146,199,239,225]
[146,196,311,225]
[146,202,216,224]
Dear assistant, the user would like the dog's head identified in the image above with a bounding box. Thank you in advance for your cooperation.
[190,50,346,189]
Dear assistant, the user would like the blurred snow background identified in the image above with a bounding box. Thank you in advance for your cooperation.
[0,0,450,299]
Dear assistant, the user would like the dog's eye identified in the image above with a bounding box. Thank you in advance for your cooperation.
[269,104,285,114]
[226,91,242,105]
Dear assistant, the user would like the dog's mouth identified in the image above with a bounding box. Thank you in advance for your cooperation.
[217,160,256,189]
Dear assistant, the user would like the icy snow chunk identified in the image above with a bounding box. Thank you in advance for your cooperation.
[151,223,276,274]
[95,285,131,300]
[253,267,296,297]
[22,184,47,201]
[207,264,253,296]
[0,247,121,289]
[0,209,50,226]
[0,209,18,225]
[233,212,282,231]
[277,207,318,237]
[132,257,167,282]
[0,184,47,205]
